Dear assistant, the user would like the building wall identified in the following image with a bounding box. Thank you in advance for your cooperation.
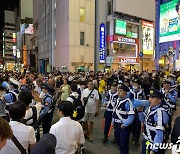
[5,11,15,24]
[113,0,155,21]
[95,0,108,71]
[54,0,69,71]
[21,0,33,19]
[37,0,95,72]
[68,0,95,72]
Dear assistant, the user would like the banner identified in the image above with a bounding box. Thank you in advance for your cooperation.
[142,21,154,55]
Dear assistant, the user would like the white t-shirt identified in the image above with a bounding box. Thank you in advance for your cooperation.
[24,102,42,125]
[50,117,85,154]
[81,88,99,113]
[0,121,36,154]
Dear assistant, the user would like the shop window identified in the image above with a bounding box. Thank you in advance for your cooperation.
[80,8,85,22]
[110,42,137,57]
[80,32,85,45]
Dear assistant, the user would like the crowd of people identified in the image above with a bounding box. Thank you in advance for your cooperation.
[0,70,180,154]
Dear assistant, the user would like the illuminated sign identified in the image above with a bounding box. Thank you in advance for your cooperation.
[23,46,27,65]
[117,37,136,43]
[142,20,154,55]
[115,20,127,35]
[120,58,138,63]
[100,23,106,63]
[160,0,180,43]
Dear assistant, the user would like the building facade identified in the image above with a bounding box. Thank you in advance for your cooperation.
[3,11,17,70]
[155,0,180,71]
[95,0,156,72]
[36,0,95,73]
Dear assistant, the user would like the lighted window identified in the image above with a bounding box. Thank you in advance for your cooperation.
[80,8,85,22]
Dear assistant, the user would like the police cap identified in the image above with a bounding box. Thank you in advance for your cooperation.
[149,88,163,99]
[118,83,129,92]
[133,79,141,85]
[111,82,118,87]
[163,79,171,85]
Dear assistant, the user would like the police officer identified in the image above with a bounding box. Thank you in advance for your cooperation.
[3,78,19,107]
[2,78,19,121]
[161,79,177,111]
[161,79,177,140]
[139,88,169,154]
[129,79,146,145]
[40,83,55,134]
[112,83,135,154]
[102,82,118,143]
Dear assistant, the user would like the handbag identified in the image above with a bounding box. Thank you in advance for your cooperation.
[11,135,27,154]
[83,89,94,106]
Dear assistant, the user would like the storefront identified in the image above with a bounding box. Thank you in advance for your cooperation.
[106,35,140,71]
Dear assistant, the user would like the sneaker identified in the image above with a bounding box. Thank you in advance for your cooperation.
[102,136,107,143]
[88,135,93,142]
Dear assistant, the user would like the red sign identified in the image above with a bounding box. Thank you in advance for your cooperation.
[107,35,139,44]
[120,58,139,63]
[142,20,154,28]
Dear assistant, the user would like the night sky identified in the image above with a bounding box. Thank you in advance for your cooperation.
[0,0,19,51]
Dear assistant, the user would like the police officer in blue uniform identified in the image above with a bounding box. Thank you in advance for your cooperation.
[129,79,146,145]
[112,83,135,154]
[40,83,55,134]
[3,78,19,107]
[139,88,169,154]
[161,79,177,111]
[2,78,19,121]
[102,82,118,143]
[161,79,177,140]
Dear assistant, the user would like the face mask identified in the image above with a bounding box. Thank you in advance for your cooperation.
[39,91,45,99]
[133,86,138,90]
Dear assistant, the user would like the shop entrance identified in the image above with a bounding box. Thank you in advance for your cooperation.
[120,64,139,72]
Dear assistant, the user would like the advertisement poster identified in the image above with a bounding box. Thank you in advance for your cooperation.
[142,21,154,55]
[115,20,127,35]
[160,0,180,43]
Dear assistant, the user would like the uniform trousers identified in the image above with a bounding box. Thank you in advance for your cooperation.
[42,110,54,134]
[114,123,130,154]
[104,110,113,137]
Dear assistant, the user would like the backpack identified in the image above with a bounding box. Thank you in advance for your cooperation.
[23,106,40,141]
[69,95,85,121]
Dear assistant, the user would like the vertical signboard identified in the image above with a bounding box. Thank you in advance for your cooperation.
[100,23,106,63]
[23,45,27,65]
[142,21,154,55]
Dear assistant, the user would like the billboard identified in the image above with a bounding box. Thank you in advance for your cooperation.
[115,20,126,35]
[21,24,34,35]
[142,21,154,55]
[159,0,180,43]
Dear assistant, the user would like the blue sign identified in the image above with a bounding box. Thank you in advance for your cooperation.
[139,51,143,58]
[100,23,106,63]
